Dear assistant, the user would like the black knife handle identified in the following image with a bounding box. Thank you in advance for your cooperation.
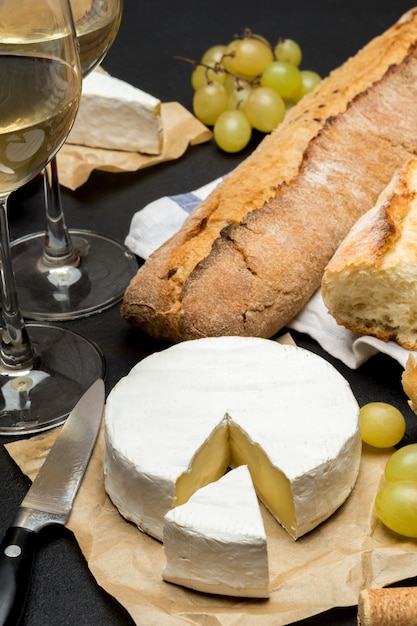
[0,526,37,626]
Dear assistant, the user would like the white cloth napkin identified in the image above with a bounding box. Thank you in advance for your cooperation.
[125,177,412,370]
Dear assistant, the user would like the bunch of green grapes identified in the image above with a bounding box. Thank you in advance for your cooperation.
[359,402,417,538]
[376,444,417,538]
[188,30,321,153]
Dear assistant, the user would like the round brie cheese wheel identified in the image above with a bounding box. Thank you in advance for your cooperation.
[104,336,361,542]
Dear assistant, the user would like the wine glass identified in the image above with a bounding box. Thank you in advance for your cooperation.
[10,0,138,321]
[0,0,105,435]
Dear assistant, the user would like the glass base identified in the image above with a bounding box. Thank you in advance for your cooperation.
[0,323,105,435]
[11,229,138,321]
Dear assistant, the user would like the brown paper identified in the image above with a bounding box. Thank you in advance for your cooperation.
[57,101,212,190]
[5,425,417,625]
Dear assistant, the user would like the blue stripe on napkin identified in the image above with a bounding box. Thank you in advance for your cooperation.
[170,192,203,214]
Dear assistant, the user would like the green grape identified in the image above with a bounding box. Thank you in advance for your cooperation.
[192,82,228,126]
[224,73,239,93]
[224,74,241,94]
[298,70,322,97]
[359,402,406,448]
[201,44,226,64]
[375,480,417,538]
[243,86,285,132]
[274,38,302,67]
[222,37,274,77]
[385,444,417,482]
[260,61,302,99]
[191,62,226,90]
[227,82,252,110]
[224,74,251,94]
[288,70,322,105]
[213,110,252,152]
[221,40,242,73]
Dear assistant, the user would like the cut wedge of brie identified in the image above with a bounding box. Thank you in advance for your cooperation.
[163,465,269,598]
[67,70,163,154]
[104,337,361,546]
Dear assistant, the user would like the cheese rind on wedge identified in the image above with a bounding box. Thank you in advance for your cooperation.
[163,465,269,598]
[104,337,361,544]
[67,70,163,154]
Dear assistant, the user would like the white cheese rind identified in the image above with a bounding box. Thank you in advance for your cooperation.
[67,71,163,154]
[104,337,361,543]
[162,465,269,598]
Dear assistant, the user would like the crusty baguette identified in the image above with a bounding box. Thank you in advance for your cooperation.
[122,9,417,342]
[322,157,417,350]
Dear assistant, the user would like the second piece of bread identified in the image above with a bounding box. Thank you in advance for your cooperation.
[322,157,417,350]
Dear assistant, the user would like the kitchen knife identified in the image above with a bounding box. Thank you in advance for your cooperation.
[0,378,105,626]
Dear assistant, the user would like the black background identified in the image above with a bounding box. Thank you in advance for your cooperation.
[2,1,417,624]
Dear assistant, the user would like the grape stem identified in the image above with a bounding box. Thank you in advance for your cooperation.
[173,55,199,68]
[174,55,260,87]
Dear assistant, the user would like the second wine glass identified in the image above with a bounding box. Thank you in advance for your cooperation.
[10,0,138,321]
[0,0,105,435]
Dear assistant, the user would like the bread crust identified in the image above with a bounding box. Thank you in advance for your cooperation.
[122,9,417,342]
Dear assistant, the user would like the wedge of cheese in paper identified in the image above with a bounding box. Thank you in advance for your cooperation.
[68,70,163,154]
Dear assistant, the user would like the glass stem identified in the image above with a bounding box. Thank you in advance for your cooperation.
[42,157,79,266]
[0,197,36,369]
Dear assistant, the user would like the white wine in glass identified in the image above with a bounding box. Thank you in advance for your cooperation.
[74,0,123,75]
[10,0,138,321]
[0,0,105,434]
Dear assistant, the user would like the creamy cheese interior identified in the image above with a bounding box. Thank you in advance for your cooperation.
[229,421,296,536]
[175,421,230,506]
[174,417,296,536]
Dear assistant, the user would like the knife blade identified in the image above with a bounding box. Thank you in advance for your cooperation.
[0,378,105,626]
